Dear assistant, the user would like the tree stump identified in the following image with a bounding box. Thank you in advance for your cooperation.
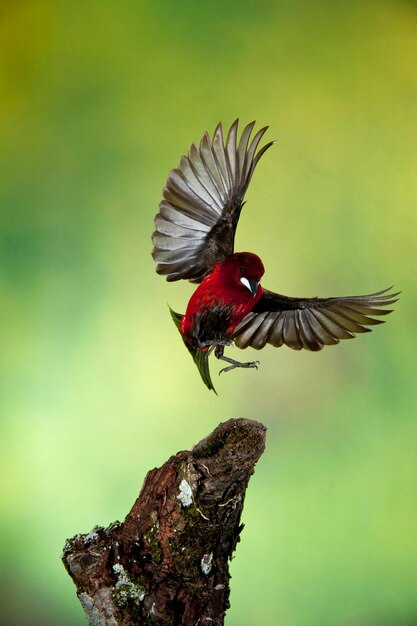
[62,418,266,626]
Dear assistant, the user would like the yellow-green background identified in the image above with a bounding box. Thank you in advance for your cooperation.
[1,1,416,625]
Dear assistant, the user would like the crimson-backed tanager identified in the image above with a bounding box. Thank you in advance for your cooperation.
[152,120,398,392]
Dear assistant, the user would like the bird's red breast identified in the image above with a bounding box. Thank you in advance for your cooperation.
[180,252,264,347]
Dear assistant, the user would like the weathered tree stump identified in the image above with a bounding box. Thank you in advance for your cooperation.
[62,418,266,626]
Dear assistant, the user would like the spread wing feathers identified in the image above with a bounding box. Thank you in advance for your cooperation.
[234,287,400,351]
[152,119,274,283]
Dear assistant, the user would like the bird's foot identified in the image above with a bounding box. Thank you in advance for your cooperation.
[218,357,260,375]
[213,344,260,375]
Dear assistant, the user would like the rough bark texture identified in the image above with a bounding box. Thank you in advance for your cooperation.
[62,418,266,626]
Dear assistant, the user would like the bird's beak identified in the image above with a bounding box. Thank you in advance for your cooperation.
[240,277,259,296]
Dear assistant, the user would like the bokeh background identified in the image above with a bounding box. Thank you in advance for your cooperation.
[1,1,416,625]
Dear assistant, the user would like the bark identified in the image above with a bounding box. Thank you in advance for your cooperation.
[62,418,266,626]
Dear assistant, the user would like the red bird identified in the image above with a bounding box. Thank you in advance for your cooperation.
[152,120,398,392]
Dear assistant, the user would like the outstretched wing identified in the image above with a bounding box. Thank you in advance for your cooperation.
[152,119,274,283]
[233,287,399,351]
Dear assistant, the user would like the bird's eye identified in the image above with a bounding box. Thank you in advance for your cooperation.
[240,267,245,274]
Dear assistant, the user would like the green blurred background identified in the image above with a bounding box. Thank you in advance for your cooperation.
[1,1,416,624]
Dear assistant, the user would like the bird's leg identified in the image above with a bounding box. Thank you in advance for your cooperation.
[214,345,260,375]
[198,339,233,348]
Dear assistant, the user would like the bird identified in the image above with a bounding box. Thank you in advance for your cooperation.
[151,120,399,393]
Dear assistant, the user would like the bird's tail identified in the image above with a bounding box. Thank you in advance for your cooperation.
[169,306,216,394]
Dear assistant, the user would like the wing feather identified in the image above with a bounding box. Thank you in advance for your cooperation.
[237,121,256,185]
[296,309,323,351]
[251,312,276,349]
[212,123,231,188]
[179,156,223,209]
[158,204,211,232]
[269,312,285,347]
[234,287,399,351]
[155,216,209,239]
[244,126,271,181]
[152,120,274,282]
[162,188,216,225]
[225,119,239,182]
[198,135,228,201]
[304,308,340,347]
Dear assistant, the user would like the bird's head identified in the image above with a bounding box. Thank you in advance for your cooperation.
[221,252,265,297]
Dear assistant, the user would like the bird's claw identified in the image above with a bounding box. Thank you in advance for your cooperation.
[219,360,260,375]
